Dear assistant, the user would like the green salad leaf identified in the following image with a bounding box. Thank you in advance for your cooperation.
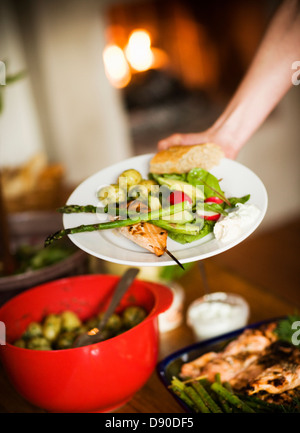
[158,173,187,182]
[225,194,251,208]
[203,202,227,216]
[187,168,223,198]
[149,173,187,183]
[168,220,215,244]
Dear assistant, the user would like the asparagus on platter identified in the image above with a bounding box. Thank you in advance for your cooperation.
[45,202,190,246]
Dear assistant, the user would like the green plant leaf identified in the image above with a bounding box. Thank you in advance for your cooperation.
[5,70,26,85]
[274,314,300,344]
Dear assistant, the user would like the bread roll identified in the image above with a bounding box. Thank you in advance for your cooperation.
[150,143,224,174]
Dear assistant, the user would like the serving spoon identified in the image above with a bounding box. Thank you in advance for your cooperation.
[72,267,140,348]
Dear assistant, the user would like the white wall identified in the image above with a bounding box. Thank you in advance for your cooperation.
[237,85,300,230]
[29,0,133,185]
[1,0,133,185]
[0,1,45,167]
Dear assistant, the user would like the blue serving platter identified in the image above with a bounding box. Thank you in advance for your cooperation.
[156,317,282,412]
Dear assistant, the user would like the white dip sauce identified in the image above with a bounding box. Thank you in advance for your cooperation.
[187,292,249,341]
[213,203,261,243]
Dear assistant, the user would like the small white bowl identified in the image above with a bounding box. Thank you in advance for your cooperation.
[187,292,250,341]
[158,281,185,333]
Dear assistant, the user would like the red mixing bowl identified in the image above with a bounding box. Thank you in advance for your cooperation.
[0,274,173,412]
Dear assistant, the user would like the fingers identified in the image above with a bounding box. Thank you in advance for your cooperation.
[157,130,241,160]
[157,133,184,150]
[158,132,210,150]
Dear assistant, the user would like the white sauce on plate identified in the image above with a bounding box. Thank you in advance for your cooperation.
[213,203,261,243]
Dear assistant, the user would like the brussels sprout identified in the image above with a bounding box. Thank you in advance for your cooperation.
[85,316,99,332]
[118,169,142,190]
[138,179,158,194]
[61,310,82,332]
[97,312,123,334]
[128,184,148,201]
[98,328,114,341]
[27,337,52,350]
[22,321,43,339]
[13,339,26,348]
[77,324,89,335]
[98,184,127,206]
[56,331,77,349]
[42,314,62,342]
[122,306,147,329]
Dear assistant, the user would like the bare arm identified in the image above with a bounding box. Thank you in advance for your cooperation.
[158,0,300,158]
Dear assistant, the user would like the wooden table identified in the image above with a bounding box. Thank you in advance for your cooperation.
[0,259,297,413]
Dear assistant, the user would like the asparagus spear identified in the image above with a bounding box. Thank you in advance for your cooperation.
[171,372,290,414]
[45,202,189,247]
[57,204,98,213]
[57,203,128,218]
[239,394,285,413]
[211,382,255,413]
[171,376,210,413]
[223,381,234,393]
[184,386,211,413]
[213,374,233,413]
[171,385,200,413]
[192,381,223,413]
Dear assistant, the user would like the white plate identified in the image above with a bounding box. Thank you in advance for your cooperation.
[63,154,268,266]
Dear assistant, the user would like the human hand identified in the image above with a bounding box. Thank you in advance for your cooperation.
[157,127,241,160]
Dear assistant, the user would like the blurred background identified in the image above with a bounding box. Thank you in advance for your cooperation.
[0,0,299,300]
[1,0,299,223]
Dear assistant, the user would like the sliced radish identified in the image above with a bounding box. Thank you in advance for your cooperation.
[197,209,221,221]
[204,196,223,204]
[201,196,223,220]
[169,191,193,205]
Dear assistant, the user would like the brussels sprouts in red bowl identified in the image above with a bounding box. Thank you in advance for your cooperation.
[0,274,173,412]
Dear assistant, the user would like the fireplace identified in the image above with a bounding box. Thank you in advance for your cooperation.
[102,0,273,154]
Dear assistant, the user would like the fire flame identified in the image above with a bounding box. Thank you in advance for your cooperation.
[125,29,154,72]
[103,28,166,88]
[103,44,131,88]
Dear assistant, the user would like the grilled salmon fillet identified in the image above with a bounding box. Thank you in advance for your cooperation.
[229,339,288,391]
[116,200,168,257]
[180,323,277,381]
[247,362,300,395]
[246,342,300,395]
[259,386,300,405]
[180,322,300,401]
[223,323,277,356]
[180,352,218,379]
[118,222,167,256]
